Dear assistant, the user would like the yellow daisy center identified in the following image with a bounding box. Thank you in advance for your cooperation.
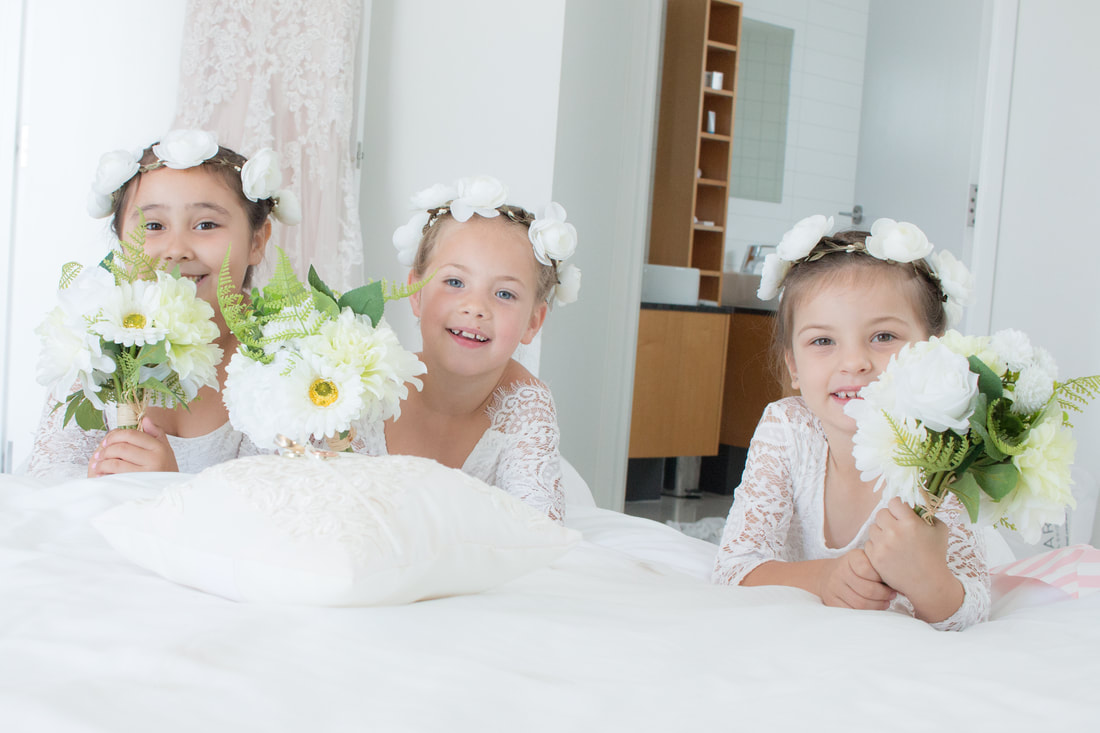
[309,378,339,407]
[122,312,147,329]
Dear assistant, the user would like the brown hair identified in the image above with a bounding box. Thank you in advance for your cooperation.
[411,204,559,304]
[770,229,948,386]
[107,143,273,290]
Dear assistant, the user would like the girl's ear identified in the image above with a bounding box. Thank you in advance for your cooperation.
[520,302,549,345]
[407,270,423,318]
[784,349,800,391]
[249,219,272,266]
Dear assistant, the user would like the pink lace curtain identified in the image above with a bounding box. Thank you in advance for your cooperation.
[171,0,364,291]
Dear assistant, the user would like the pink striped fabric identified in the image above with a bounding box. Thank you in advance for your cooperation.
[992,544,1100,599]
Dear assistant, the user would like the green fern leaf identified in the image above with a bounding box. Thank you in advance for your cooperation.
[887,412,973,473]
[986,397,1028,457]
[1055,375,1100,416]
[59,262,84,289]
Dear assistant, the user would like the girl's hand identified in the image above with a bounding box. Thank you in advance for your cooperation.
[88,417,179,476]
[817,549,896,610]
[864,497,964,622]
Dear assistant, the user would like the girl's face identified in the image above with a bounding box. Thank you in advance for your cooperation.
[410,216,548,377]
[785,272,929,440]
[121,167,269,330]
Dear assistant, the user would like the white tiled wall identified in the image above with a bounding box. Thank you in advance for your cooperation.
[725,0,869,272]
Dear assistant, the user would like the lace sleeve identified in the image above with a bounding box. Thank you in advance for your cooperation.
[483,381,566,524]
[25,395,103,480]
[712,402,798,585]
[921,497,991,631]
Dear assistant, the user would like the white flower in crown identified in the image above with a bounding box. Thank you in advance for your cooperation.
[756,252,791,300]
[411,182,459,210]
[529,202,578,266]
[271,188,302,225]
[86,149,141,217]
[554,263,582,307]
[865,218,933,262]
[929,249,974,328]
[152,129,219,170]
[241,148,282,202]
[450,175,508,222]
[776,214,833,260]
[393,210,430,267]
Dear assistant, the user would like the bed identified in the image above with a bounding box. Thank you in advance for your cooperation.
[3,465,1099,733]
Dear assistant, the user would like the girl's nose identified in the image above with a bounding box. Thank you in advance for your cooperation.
[840,344,873,373]
[149,231,192,263]
[459,292,488,318]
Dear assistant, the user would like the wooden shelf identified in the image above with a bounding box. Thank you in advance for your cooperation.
[706,40,737,53]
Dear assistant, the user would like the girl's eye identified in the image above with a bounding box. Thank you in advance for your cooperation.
[810,337,833,347]
[144,221,164,231]
[196,221,218,231]
[872,332,897,343]
[496,289,516,301]
[443,277,463,288]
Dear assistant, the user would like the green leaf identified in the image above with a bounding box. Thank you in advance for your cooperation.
[987,397,1028,456]
[62,392,83,426]
[75,399,105,431]
[338,281,385,326]
[59,261,84,289]
[970,462,1019,501]
[948,472,982,523]
[308,265,339,304]
[136,340,169,366]
[968,355,1004,400]
[312,289,341,320]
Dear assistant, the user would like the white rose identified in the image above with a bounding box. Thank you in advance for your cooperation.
[756,252,790,300]
[86,188,114,219]
[865,218,933,262]
[91,149,140,196]
[553,263,581,306]
[393,211,429,267]
[776,214,833,260]
[889,341,979,433]
[450,175,507,222]
[411,183,458,210]
[529,202,578,265]
[153,129,219,170]
[271,189,301,225]
[241,148,282,202]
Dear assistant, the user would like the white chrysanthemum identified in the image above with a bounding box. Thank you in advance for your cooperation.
[990,329,1035,371]
[934,330,1005,377]
[91,280,168,347]
[149,272,219,346]
[1011,364,1056,415]
[984,413,1077,544]
[846,398,927,506]
[224,353,290,449]
[776,214,833,261]
[34,305,115,408]
[280,350,366,443]
[167,341,223,402]
[260,301,327,354]
[756,252,791,300]
[305,311,426,423]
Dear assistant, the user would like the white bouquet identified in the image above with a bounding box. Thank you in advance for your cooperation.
[844,329,1100,543]
[35,223,221,430]
[219,248,425,450]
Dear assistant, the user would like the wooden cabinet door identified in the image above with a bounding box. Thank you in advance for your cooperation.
[628,308,729,458]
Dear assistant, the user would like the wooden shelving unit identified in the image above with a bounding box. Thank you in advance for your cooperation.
[648,0,742,303]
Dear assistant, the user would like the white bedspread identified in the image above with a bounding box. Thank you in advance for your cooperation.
[2,474,1099,732]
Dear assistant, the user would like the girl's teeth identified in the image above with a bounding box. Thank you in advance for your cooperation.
[835,390,860,399]
[450,328,488,342]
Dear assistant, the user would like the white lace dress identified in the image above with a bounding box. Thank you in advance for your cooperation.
[25,398,267,480]
[347,381,566,523]
[712,397,990,631]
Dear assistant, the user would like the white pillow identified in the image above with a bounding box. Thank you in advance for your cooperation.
[93,453,580,606]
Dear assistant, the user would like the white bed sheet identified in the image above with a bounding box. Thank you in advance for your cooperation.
[2,473,1099,732]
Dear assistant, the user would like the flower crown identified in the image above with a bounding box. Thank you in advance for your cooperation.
[86,129,302,226]
[392,175,581,307]
[757,214,975,327]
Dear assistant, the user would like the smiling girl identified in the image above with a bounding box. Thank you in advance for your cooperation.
[711,216,990,631]
[27,130,299,479]
[343,176,581,522]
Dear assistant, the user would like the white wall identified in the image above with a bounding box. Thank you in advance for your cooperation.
[2,0,185,470]
[724,0,870,270]
[990,0,1100,542]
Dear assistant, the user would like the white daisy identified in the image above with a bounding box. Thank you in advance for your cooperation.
[281,350,366,443]
[91,280,168,347]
